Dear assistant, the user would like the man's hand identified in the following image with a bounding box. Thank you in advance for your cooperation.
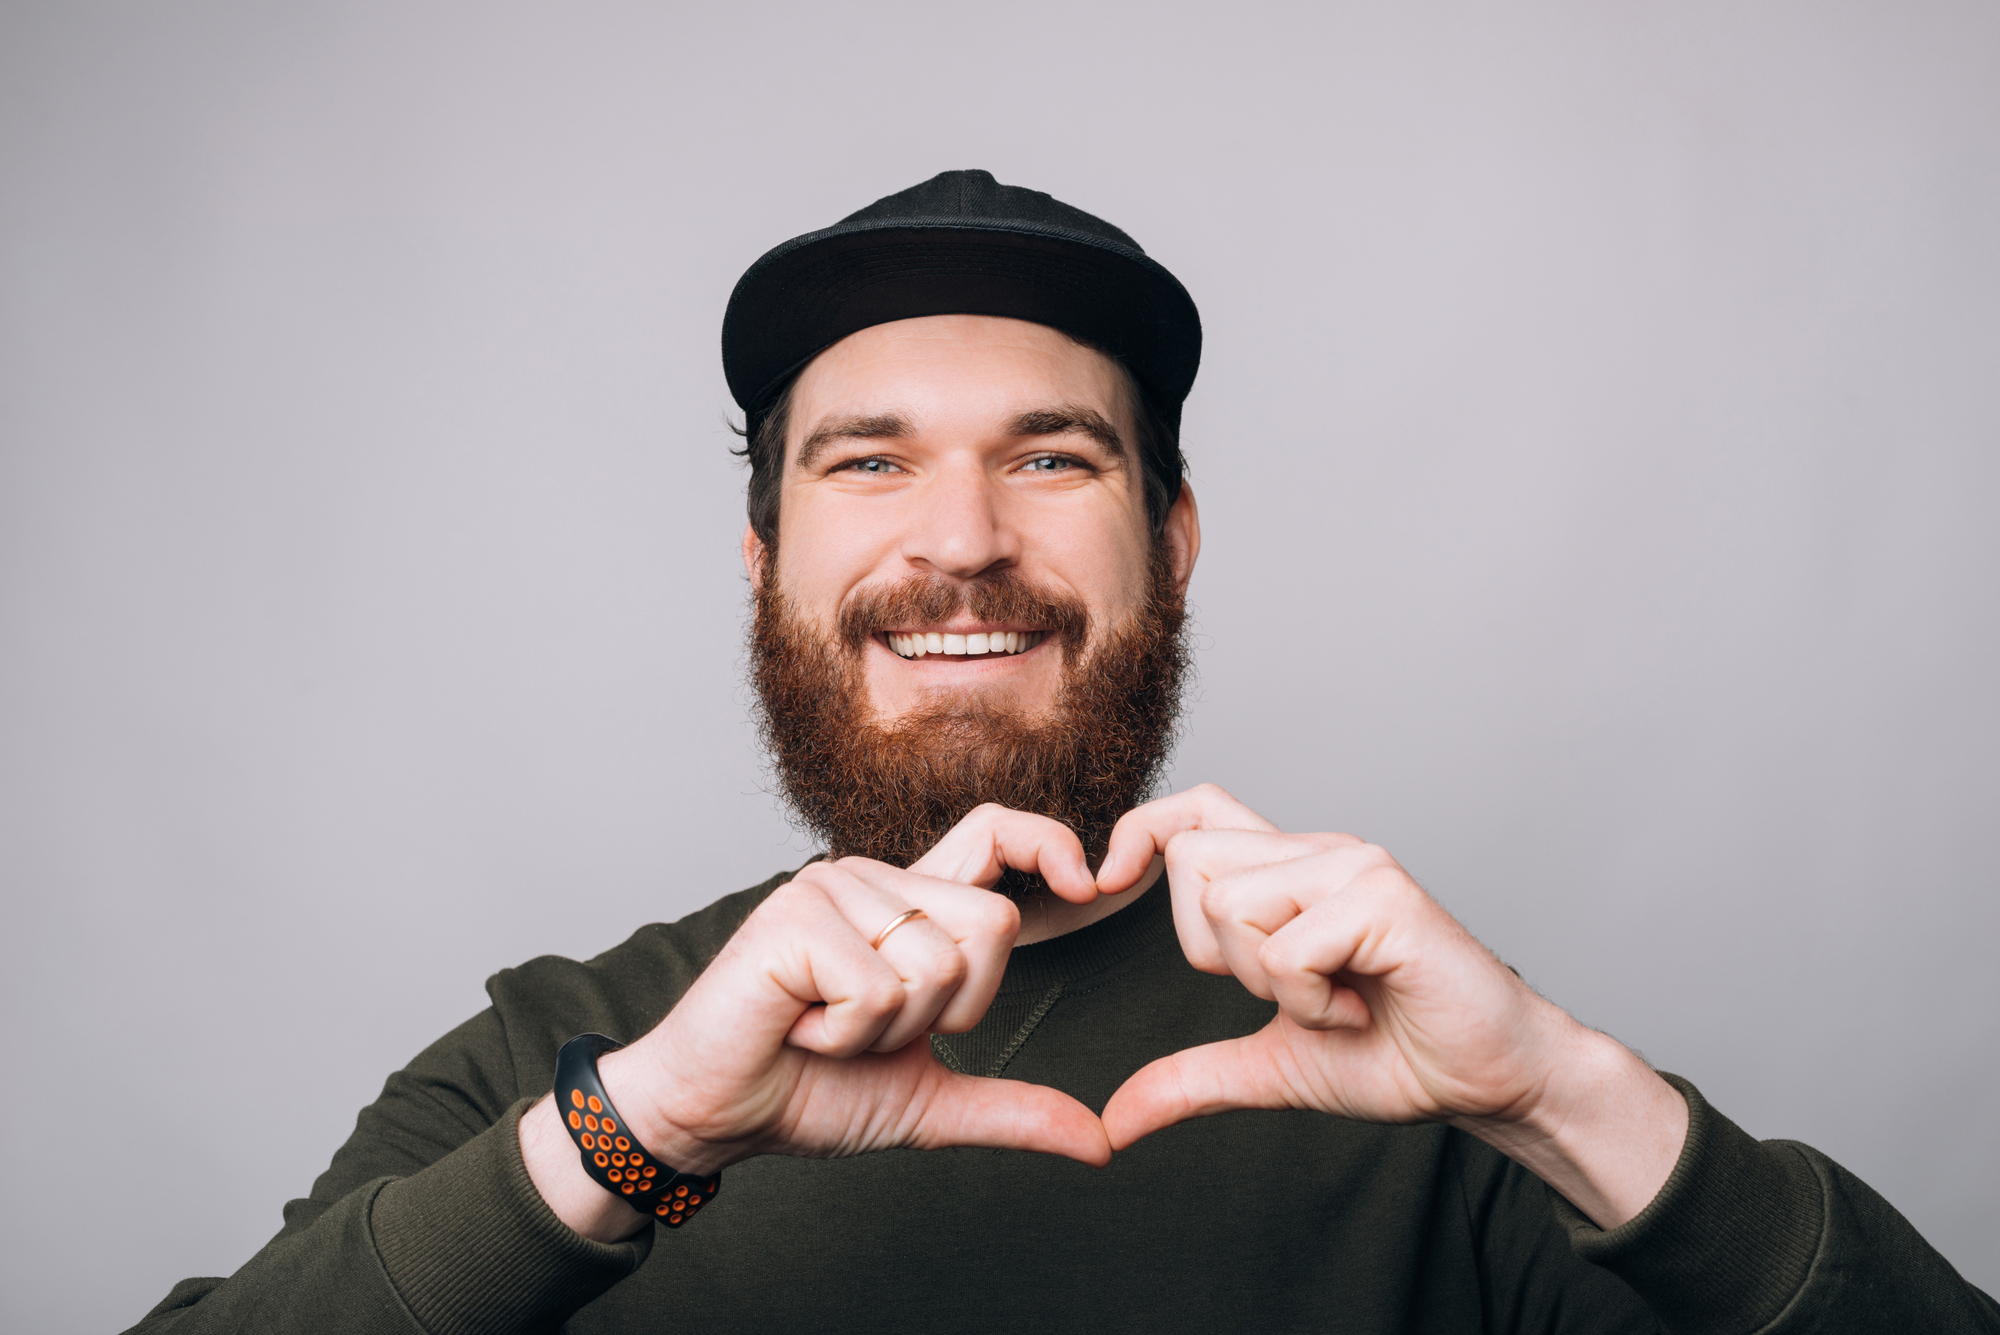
[1095,784,1689,1229]
[522,806,1111,1240]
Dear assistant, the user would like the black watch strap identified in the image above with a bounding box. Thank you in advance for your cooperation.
[554,1033,721,1228]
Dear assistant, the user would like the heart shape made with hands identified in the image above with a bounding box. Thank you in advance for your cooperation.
[920,785,1571,1156]
[535,785,1675,1242]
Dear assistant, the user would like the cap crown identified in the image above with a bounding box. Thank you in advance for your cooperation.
[839,170,1145,253]
[721,169,1201,442]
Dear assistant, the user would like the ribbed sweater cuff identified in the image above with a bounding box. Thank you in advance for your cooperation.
[1553,1073,1823,1334]
[370,1098,653,1335]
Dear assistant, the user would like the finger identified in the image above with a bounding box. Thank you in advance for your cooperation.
[1180,834,1380,994]
[910,803,1096,903]
[1098,1025,1300,1151]
[1159,828,1364,979]
[908,1067,1113,1167]
[861,912,969,1052]
[799,860,995,1053]
[734,876,913,1059]
[1096,783,1280,895]
[832,860,1021,1037]
[1257,891,1384,1031]
[1252,861,1480,1039]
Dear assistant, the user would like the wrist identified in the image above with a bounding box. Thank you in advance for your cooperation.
[518,1095,651,1243]
[596,1041,741,1179]
[1455,1022,1689,1229]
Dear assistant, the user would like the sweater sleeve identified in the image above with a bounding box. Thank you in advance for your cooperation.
[120,1012,650,1335]
[120,877,787,1335]
[1554,1074,2000,1334]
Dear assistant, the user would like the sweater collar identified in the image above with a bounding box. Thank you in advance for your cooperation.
[995,877,1176,995]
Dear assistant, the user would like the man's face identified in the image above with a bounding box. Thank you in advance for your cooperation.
[745,314,1198,720]
[742,314,1201,881]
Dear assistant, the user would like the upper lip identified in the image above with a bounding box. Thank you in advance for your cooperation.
[879,622,1040,635]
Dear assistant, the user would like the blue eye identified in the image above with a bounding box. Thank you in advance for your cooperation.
[1024,456,1073,472]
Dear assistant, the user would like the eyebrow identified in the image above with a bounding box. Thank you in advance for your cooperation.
[791,404,1128,472]
[1009,406,1127,458]
[793,413,909,472]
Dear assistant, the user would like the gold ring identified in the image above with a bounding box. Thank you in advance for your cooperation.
[869,908,927,951]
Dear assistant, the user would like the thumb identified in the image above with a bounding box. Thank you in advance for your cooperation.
[915,1069,1113,1167]
[1099,1026,1297,1152]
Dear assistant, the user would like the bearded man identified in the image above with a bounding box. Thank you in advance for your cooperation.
[129,172,1994,1335]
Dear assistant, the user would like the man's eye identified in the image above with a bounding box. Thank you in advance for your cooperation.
[839,457,899,474]
[1022,456,1075,473]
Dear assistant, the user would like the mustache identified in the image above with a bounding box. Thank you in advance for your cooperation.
[837,570,1092,662]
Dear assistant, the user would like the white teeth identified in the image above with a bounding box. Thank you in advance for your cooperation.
[888,630,1044,659]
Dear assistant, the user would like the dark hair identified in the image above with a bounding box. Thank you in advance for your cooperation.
[730,350,1186,558]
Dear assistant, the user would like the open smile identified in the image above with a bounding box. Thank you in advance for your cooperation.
[882,629,1047,660]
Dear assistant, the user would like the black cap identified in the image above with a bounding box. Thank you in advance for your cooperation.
[722,170,1202,443]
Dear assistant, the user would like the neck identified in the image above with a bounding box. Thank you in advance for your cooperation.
[1012,856,1165,946]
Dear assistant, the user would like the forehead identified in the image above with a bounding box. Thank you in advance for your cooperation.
[786,315,1126,452]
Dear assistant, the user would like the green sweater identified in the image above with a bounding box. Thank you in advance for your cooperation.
[129,870,1998,1335]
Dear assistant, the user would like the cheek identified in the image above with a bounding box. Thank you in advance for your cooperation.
[773,514,883,627]
[1049,523,1155,625]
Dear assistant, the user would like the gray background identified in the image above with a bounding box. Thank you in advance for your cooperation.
[3,1,1995,1329]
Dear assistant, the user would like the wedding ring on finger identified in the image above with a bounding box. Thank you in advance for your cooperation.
[869,908,928,951]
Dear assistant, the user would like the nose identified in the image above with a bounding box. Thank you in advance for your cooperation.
[897,456,1019,580]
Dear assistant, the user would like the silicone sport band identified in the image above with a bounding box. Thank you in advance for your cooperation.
[554,1033,721,1228]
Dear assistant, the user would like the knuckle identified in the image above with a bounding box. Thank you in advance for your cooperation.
[1356,853,1405,886]
[1197,877,1233,917]
[1258,935,1305,976]
[768,874,814,902]
[976,895,1022,938]
[924,943,969,990]
[1354,863,1415,907]
[755,879,815,920]
[860,976,908,1017]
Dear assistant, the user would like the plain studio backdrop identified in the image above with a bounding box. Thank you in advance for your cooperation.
[3,2,1997,1329]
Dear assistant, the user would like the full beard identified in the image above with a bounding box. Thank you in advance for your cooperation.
[750,547,1189,899]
